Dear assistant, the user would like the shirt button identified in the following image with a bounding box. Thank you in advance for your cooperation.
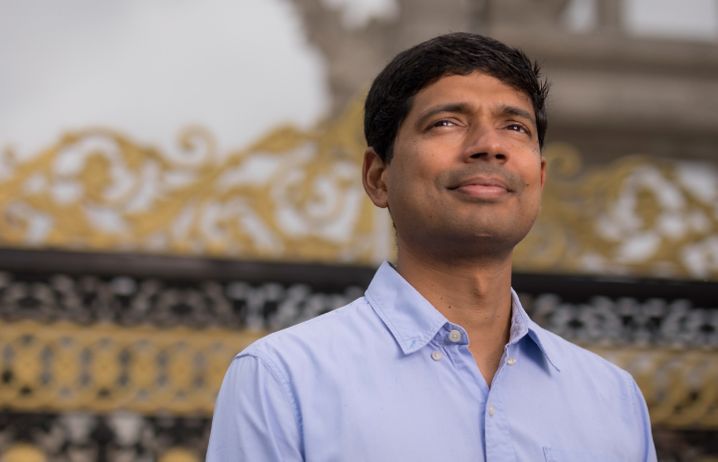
[488,405,495,417]
[448,329,462,343]
[507,357,517,365]
[431,351,443,361]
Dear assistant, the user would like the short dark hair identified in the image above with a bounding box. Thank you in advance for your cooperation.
[364,32,550,162]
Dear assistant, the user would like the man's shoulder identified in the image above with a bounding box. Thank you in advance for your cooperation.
[238,295,384,368]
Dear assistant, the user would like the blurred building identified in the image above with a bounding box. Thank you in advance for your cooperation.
[1,0,717,460]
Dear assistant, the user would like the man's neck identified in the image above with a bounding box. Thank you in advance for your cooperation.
[395,246,513,328]
[395,246,514,385]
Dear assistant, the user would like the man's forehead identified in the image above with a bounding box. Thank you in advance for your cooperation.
[417,72,531,100]
[409,72,536,119]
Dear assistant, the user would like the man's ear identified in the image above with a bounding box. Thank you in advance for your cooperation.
[362,148,389,208]
[540,157,547,189]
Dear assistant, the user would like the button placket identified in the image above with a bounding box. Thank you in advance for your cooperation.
[502,343,518,368]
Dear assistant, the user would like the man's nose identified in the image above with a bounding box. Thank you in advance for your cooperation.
[462,127,508,163]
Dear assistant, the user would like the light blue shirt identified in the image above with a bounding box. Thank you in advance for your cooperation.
[207,262,657,461]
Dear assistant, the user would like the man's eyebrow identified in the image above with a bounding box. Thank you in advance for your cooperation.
[415,102,472,127]
[497,104,536,125]
[415,102,536,128]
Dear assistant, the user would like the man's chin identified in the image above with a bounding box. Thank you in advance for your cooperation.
[426,232,520,260]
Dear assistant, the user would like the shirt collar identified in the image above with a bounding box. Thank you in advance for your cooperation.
[509,289,562,372]
[365,261,562,371]
[365,262,448,355]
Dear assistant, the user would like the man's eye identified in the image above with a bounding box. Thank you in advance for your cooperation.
[431,119,456,128]
[507,123,529,134]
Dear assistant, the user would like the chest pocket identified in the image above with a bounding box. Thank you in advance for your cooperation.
[544,446,622,462]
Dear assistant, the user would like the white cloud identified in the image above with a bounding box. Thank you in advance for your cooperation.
[0,0,330,158]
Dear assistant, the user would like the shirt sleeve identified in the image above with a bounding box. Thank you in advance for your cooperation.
[629,377,658,462]
[206,353,303,461]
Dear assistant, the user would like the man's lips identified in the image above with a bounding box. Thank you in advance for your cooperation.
[448,176,514,198]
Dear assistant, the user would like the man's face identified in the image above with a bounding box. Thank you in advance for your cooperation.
[363,71,546,259]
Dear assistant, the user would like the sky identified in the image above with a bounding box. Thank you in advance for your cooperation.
[0,0,330,158]
[1,0,716,159]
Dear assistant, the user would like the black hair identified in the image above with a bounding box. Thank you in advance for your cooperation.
[364,32,550,162]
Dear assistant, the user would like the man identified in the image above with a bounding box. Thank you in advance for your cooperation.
[207,33,657,461]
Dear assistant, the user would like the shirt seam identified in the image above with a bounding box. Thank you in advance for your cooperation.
[623,371,641,423]
[623,371,654,459]
[238,351,304,448]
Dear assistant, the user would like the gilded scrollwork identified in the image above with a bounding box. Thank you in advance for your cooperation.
[2,106,718,279]
[0,319,715,429]
[0,415,209,461]
[0,100,389,263]
[0,319,263,414]
[596,346,718,429]
[517,143,718,279]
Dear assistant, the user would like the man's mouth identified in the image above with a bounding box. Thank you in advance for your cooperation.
[448,176,514,199]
